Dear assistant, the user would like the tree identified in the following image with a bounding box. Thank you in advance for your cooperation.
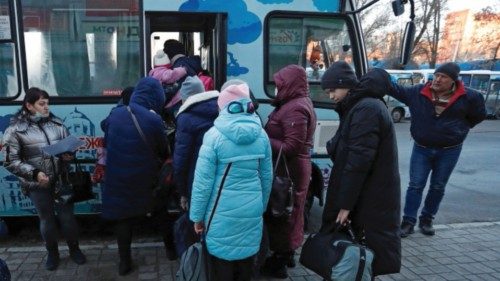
[357,0,447,68]
[469,7,500,62]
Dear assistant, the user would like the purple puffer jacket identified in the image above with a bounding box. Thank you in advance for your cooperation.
[264,64,317,250]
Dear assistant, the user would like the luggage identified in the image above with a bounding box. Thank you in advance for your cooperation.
[299,223,374,281]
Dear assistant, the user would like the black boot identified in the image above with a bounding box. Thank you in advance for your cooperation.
[45,243,60,271]
[400,221,415,238]
[118,244,132,276]
[419,217,435,236]
[163,237,177,261]
[286,251,296,268]
[67,241,86,265]
[260,254,288,279]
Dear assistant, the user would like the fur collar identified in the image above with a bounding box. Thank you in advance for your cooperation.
[177,91,219,116]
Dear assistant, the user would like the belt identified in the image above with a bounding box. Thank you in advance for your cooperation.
[415,142,463,149]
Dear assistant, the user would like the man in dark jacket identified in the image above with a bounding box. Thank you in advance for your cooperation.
[389,62,486,237]
[320,62,401,276]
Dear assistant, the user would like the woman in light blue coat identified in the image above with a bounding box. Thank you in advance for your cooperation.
[190,83,273,281]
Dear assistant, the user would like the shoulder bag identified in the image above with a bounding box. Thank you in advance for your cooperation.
[176,162,233,281]
[267,146,294,218]
[55,158,94,204]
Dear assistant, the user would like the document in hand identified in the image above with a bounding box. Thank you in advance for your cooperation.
[41,135,85,156]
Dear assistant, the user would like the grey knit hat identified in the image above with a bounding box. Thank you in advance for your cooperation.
[321,61,359,90]
[180,76,205,102]
[435,62,460,81]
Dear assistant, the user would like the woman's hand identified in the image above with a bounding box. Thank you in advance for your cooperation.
[336,209,350,226]
[61,153,74,162]
[194,221,205,235]
[37,172,50,188]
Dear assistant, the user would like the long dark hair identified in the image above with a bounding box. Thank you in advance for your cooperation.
[20,87,50,113]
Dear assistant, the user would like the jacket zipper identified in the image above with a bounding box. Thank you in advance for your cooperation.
[38,123,57,178]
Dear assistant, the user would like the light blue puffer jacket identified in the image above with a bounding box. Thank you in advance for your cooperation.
[189,99,273,261]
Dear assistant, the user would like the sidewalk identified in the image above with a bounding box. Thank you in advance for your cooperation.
[1,222,499,281]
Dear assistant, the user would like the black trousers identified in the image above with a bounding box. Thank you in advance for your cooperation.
[210,254,254,281]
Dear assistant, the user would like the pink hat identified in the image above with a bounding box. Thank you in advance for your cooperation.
[218,84,250,109]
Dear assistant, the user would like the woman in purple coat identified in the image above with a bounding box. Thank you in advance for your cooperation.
[262,64,317,279]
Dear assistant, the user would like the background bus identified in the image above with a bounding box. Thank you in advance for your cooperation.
[385,70,413,123]
[0,0,413,216]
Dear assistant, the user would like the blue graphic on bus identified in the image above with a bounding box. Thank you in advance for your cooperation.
[257,0,293,3]
[227,52,249,76]
[313,0,337,11]
[179,0,262,44]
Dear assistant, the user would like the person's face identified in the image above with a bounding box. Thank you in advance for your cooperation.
[26,98,50,116]
[431,73,454,93]
[327,88,349,103]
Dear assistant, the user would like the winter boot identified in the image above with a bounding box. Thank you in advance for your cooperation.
[67,241,86,265]
[286,251,296,268]
[45,244,60,271]
[400,221,415,238]
[118,244,133,276]
[163,237,177,261]
[419,217,435,236]
[260,254,288,279]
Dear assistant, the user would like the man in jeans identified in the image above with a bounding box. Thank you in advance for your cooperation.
[389,62,486,237]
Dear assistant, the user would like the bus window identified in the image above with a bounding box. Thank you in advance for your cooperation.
[0,0,18,98]
[459,74,471,87]
[470,74,489,94]
[265,14,354,103]
[486,80,500,118]
[20,0,140,97]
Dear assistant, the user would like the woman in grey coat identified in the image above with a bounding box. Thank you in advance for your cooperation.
[2,88,86,271]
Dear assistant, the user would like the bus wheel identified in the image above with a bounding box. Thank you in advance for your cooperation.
[392,108,404,123]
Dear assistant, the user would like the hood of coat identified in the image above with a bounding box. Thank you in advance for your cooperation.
[273,65,309,106]
[130,77,166,114]
[176,90,219,117]
[338,68,391,114]
[214,98,262,145]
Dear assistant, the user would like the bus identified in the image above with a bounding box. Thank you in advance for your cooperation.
[484,74,500,119]
[0,0,414,216]
[458,70,499,94]
[385,70,413,123]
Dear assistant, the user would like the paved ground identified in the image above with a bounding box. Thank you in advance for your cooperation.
[1,222,499,281]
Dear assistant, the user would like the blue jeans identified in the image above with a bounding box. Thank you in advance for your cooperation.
[403,143,462,225]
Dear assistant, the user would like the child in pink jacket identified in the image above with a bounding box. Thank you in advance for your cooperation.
[149,49,187,84]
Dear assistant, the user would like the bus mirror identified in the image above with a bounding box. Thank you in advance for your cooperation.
[342,45,351,52]
[400,21,415,65]
[392,0,404,16]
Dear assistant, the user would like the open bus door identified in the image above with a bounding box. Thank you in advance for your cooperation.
[144,12,227,89]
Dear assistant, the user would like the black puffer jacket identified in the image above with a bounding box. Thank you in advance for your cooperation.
[321,68,401,275]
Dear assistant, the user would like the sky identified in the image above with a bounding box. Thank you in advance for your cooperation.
[446,0,499,13]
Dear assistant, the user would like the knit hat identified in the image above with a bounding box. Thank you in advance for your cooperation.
[321,61,359,90]
[153,49,170,67]
[180,76,205,102]
[435,62,460,81]
[221,79,247,91]
[218,84,250,110]
[163,39,185,61]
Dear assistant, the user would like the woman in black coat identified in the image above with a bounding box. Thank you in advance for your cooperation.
[320,62,401,276]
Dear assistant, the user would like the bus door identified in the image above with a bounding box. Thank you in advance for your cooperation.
[486,79,500,119]
[144,12,227,89]
[0,0,19,98]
